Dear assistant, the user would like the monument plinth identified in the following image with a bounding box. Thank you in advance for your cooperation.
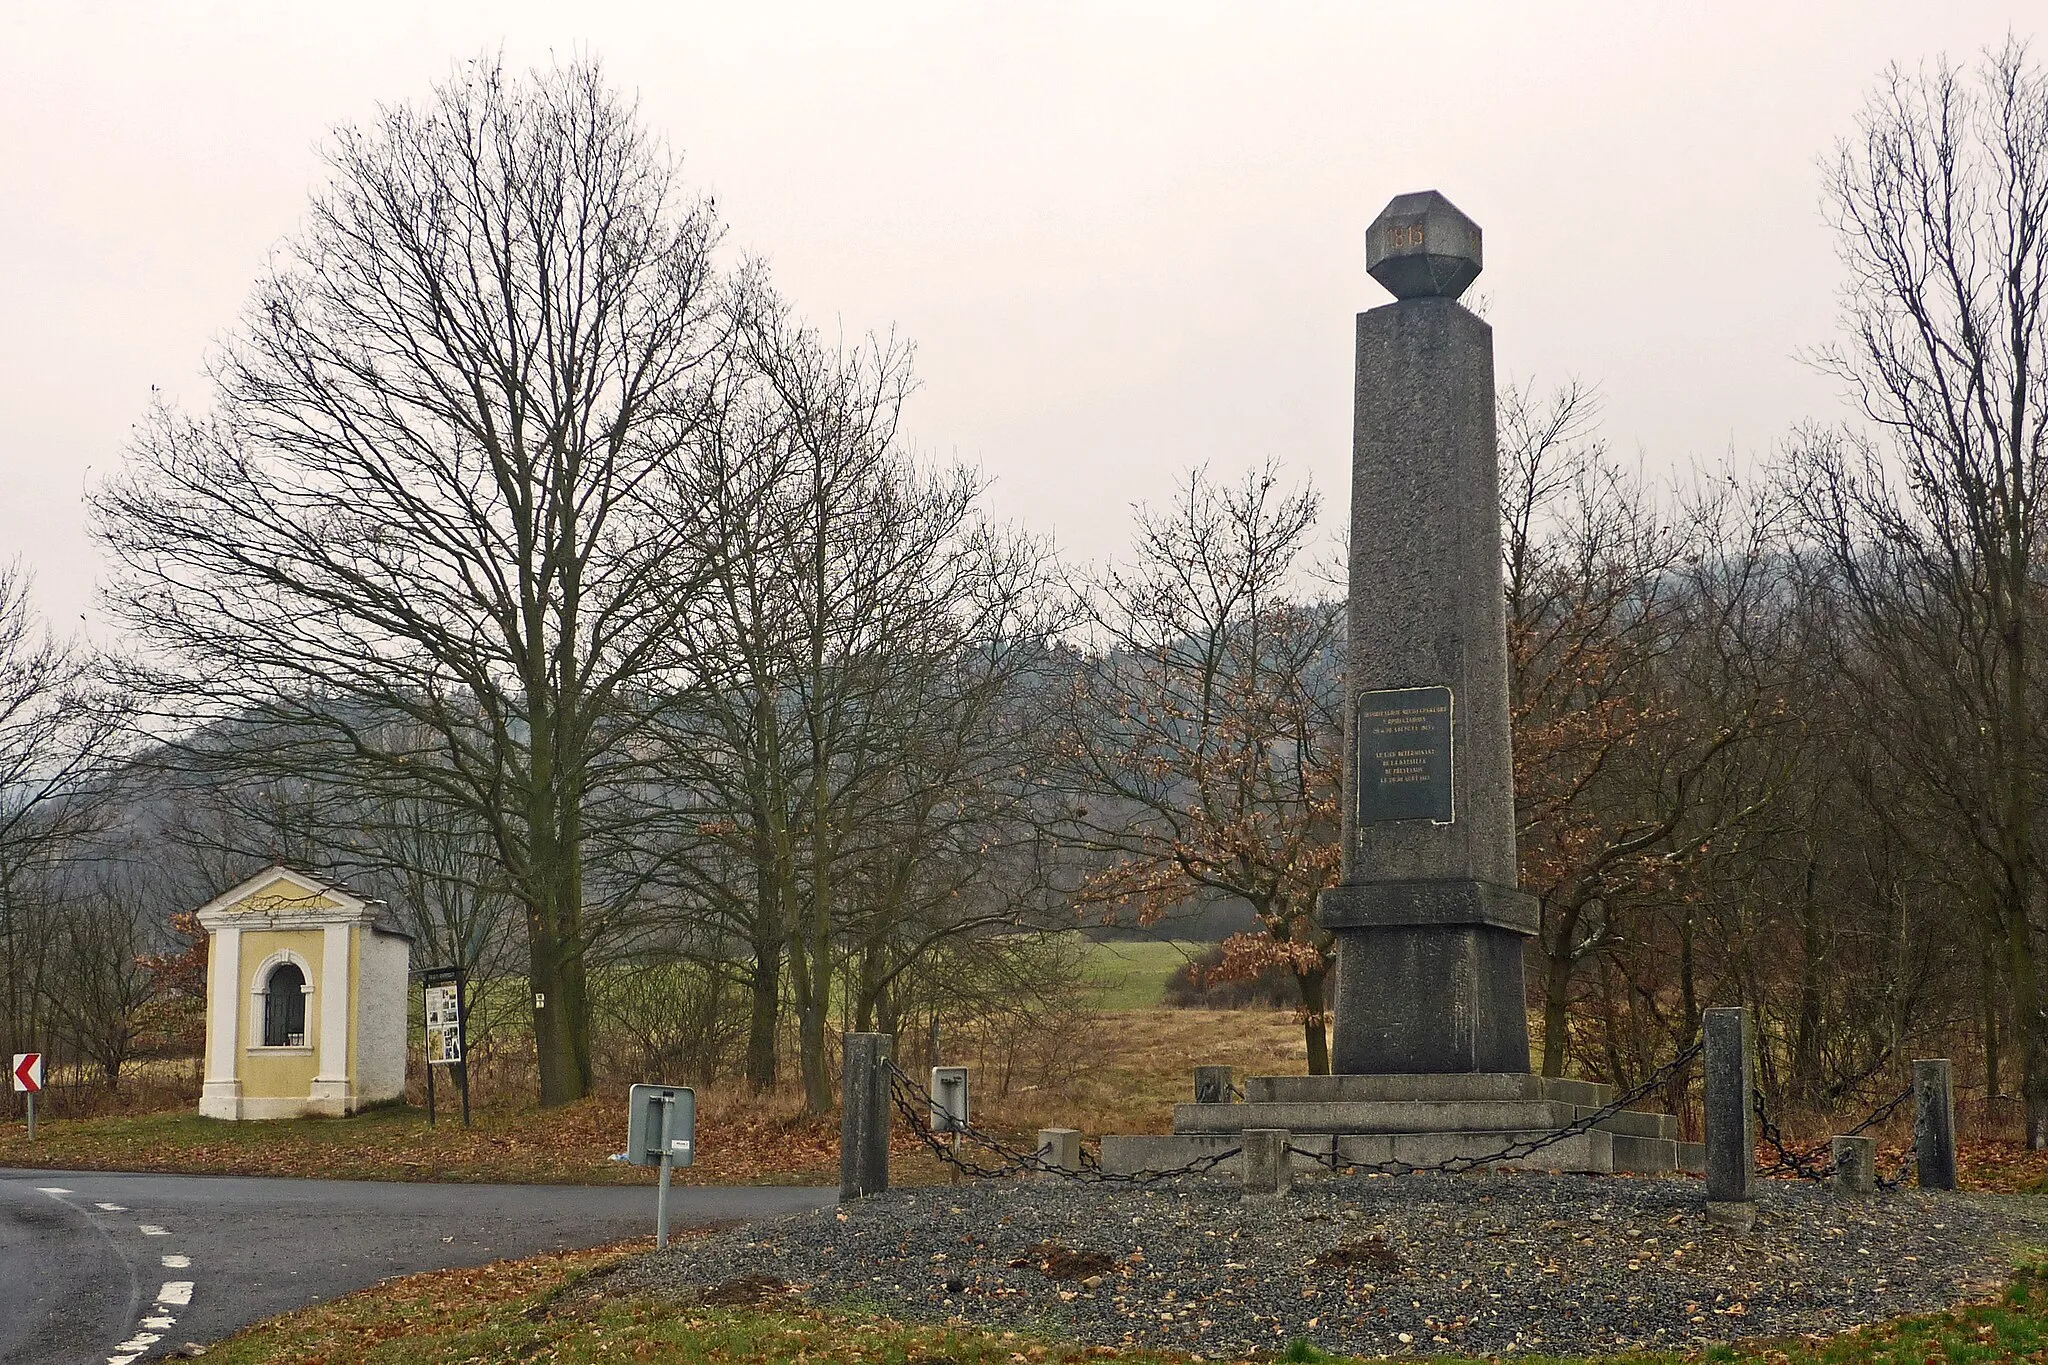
[1318,189,1536,1075]
[1101,193,1687,1177]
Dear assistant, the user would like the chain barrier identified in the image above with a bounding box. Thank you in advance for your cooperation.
[892,1046,1922,1192]
[1753,1082,1915,1185]
[1878,1148,1918,1192]
[1283,1039,1706,1177]
[886,1063,1241,1184]
[1753,1088,1834,1182]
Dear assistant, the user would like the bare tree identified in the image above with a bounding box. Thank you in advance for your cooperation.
[654,293,1064,1109]
[1056,466,1344,1073]
[92,59,729,1105]
[1502,385,1783,1076]
[0,564,119,1076]
[1790,37,2048,1142]
[38,869,165,1091]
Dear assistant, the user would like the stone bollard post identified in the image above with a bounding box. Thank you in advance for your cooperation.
[1037,1128,1082,1176]
[1829,1136,1877,1195]
[840,1033,892,1201]
[1240,1128,1293,1199]
[1914,1059,1958,1192]
[1703,1006,1756,1231]
[1194,1066,1235,1104]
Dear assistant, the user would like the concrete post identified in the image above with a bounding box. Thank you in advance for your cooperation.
[1194,1066,1234,1104]
[840,1033,892,1201]
[1914,1059,1958,1192]
[1829,1136,1876,1196]
[1037,1128,1082,1175]
[1240,1128,1293,1198]
[1315,191,1539,1076]
[1703,1007,1755,1231]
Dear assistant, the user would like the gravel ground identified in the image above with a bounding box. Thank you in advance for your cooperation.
[611,1172,2048,1358]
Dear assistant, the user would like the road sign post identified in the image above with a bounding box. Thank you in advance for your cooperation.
[419,966,471,1129]
[12,1053,43,1140]
[626,1084,695,1250]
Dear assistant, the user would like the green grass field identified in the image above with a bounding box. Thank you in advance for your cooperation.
[1077,938,1206,1011]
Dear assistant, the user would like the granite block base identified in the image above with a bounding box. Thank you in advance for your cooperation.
[1325,906,1534,1074]
[1101,1071,1685,1176]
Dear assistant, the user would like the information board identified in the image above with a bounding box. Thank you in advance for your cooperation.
[1356,685,1455,825]
[424,983,463,1065]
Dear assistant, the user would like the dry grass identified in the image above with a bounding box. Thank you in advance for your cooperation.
[0,1007,1311,1186]
[200,1239,1201,1365]
[974,1007,1308,1137]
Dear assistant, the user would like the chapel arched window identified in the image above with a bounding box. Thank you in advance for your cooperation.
[262,962,308,1047]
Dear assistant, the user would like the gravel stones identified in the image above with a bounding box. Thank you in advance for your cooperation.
[611,1173,2044,1358]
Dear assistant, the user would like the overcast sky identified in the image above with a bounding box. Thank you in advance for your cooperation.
[0,2,2033,632]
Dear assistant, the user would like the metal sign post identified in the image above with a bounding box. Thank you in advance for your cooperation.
[420,966,470,1129]
[13,1053,44,1140]
[625,1084,695,1250]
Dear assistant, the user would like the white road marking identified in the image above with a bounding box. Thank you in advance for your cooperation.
[95,1202,128,1211]
[107,1355,141,1365]
[156,1281,194,1306]
[36,1186,71,1195]
[161,1254,191,1269]
[141,1315,175,1329]
[137,1224,169,1236]
[114,1334,159,1351]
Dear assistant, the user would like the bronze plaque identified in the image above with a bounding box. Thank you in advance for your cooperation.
[1357,686,1454,825]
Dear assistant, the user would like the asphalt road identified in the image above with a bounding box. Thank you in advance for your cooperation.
[0,1169,834,1365]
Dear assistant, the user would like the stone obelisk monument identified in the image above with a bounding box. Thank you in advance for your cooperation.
[1097,194,1687,1175]
[1315,190,1537,1075]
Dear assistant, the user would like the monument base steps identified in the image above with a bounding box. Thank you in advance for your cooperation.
[1102,1072,1689,1177]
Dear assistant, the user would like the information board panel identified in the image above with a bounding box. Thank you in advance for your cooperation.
[1356,685,1455,825]
[424,983,463,1065]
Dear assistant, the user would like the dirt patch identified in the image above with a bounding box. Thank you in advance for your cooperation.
[1308,1232,1403,1273]
[694,1273,793,1306]
[1008,1241,1118,1281]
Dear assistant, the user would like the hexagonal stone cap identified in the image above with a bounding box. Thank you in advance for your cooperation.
[1366,190,1483,300]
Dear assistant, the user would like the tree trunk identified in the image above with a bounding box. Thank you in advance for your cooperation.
[1792,859,1824,1101]
[744,852,783,1091]
[1984,936,2002,1105]
[1295,963,1330,1076]
[744,936,783,1092]
[522,773,592,1106]
[2011,919,2048,1148]
[797,887,834,1114]
[527,906,577,1107]
[1539,899,1583,1077]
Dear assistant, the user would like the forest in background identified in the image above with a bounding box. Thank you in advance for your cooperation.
[5,42,2048,1145]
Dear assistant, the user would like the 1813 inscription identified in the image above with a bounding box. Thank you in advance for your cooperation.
[1357,686,1453,825]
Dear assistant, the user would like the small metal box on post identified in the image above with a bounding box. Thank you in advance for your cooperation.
[1703,1006,1756,1231]
[930,1066,969,1180]
[626,1084,696,1250]
[841,1033,892,1201]
[1914,1058,1958,1191]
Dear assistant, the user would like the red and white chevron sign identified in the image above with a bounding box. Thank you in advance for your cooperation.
[11,1053,40,1093]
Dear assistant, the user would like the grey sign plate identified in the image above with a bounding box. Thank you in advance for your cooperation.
[1357,686,1454,824]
